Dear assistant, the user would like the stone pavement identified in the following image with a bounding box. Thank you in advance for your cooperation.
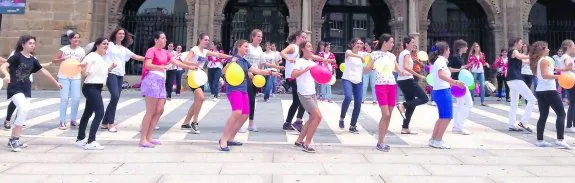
[0,91,573,182]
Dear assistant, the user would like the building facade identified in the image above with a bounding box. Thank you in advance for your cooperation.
[1,0,574,89]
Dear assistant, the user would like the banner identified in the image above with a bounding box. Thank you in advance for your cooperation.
[0,0,26,14]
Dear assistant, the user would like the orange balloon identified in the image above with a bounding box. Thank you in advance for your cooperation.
[60,59,82,78]
[559,73,575,89]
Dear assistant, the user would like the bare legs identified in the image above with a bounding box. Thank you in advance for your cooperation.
[377,106,393,144]
[296,108,322,145]
[220,111,248,148]
[183,89,205,125]
[139,97,165,145]
[431,119,450,140]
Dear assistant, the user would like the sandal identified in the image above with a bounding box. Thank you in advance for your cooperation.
[138,143,155,148]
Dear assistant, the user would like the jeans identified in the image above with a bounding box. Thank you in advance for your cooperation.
[103,74,123,125]
[286,79,305,123]
[320,84,332,100]
[453,89,473,131]
[165,70,182,98]
[77,84,104,143]
[472,72,485,103]
[566,87,575,128]
[58,78,81,123]
[535,90,565,140]
[208,68,222,97]
[362,70,376,101]
[507,80,537,128]
[496,73,509,100]
[264,75,276,100]
[341,79,363,126]
[397,79,429,129]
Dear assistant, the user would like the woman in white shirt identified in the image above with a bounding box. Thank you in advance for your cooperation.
[101,28,145,132]
[429,41,465,149]
[52,32,86,130]
[560,39,575,133]
[262,42,283,102]
[243,29,265,132]
[521,44,537,95]
[76,37,117,150]
[339,38,368,134]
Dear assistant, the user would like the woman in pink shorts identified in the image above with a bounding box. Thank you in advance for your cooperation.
[218,40,282,151]
[366,34,407,152]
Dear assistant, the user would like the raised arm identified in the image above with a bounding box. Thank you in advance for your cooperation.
[39,68,62,89]
[52,50,66,64]
[131,55,145,62]
[207,50,232,59]
[512,50,530,61]
[280,45,296,63]
[345,50,363,59]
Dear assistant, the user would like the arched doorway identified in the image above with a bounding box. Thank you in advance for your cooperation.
[120,0,188,75]
[221,0,289,53]
[321,0,391,53]
[528,0,575,53]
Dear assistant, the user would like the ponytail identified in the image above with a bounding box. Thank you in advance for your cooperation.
[287,31,303,44]
[429,41,449,65]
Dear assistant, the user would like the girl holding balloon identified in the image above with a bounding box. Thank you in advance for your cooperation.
[529,41,570,149]
[448,39,473,135]
[506,37,536,132]
[219,40,282,151]
[428,41,466,149]
[559,39,575,133]
[138,31,195,148]
[181,33,232,134]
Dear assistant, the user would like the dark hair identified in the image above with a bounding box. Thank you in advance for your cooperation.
[508,37,522,48]
[67,31,80,41]
[402,36,414,50]
[500,48,508,56]
[90,37,108,53]
[109,28,133,47]
[287,31,304,44]
[316,41,326,54]
[197,33,209,46]
[148,31,165,48]
[529,41,548,75]
[298,40,311,58]
[429,41,449,64]
[374,34,392,50]
[470,42,481,56]
[348,37,362,50]
[235,39,248,49]
[453,39,467,54]
[15,35,36,53]
[249,29,262,43]
[212,40,222,50]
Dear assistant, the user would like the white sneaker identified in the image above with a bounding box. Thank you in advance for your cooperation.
[431,140,451,149]
[566,128,575,133]
[108,126,118,133]
[74,139,87,148]
[428,139,436,147]
[535,140,552,147]
[83,141,105,150]
[452,129,471,135]
[556,140,572,149]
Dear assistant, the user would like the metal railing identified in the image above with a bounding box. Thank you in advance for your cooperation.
[530,20,575,53]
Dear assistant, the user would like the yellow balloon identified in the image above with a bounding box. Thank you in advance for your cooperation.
[339,64,345,72]
[374,57,394,74]
[187,71,199,88]
[363,54,371,64]
[226,62,245,86]
[253,75,266,88]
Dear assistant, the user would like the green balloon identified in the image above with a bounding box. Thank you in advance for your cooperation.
[468,82,476,90]
[425,75,433,85]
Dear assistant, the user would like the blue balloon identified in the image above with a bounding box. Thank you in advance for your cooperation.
[459,69,474,87]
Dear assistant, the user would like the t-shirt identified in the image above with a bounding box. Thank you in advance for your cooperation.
[470,55,484,73]
[521,61,532,75]
[285,44,299,79]
[506,49,524,81]
[342,50,367,84]
[536,58,556,91]
[189,46,209,72]
[448,54,464,80]
[57,45,86,79]
[8,51,34,82]
[431,56,451,90]
[81,52,110,84]
[6,52,42,99]
[245,44,264,68]
[562,54,574,75]
[103,42,135,76]
[262,51,280,71]
[397,50,414,80]
[293,58,317,95]
[554,55,565,72]
[143,47,171,79]
[371,50,396,85]
[226,55,252,93]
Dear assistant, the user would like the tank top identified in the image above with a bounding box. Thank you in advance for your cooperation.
[536,58,556,91]
[285,44,299,79]
[506,49,523,81]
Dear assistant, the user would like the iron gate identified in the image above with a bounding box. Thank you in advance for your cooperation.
[529,20,575,53]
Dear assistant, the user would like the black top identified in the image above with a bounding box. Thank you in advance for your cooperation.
[506,49,523,81]
[6,52,42,99]
[448,54,465,80]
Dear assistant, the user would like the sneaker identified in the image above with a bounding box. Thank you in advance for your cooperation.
[248,125,258,132]
[349,126,359,134]
[3,120,11,130]
[508,124,524,132]
[376,144,390,152]
[481,103,488,106]
[302,145,316,153]
[433,140,451,149]
[555,140,572,149]
[292,120,303,132]
[70,121,78,127]
[181,123,192,130]
[282,122,295,131]
[167,97,172,101]
[430,101,436,106]
[452,129,472,135]
[58,122,68,130]
[535,140,552,147]
[518,122,533,133]
[213,97,219,102]
[428,139,436,147]
[294,141,304,147]
[497,98,501,101]
[191,122,200,134]
[566,127,575,133]
[84,141,105,150]
[338,120,345,129]
[108,126,118,133]
[154,126,160,130]
[74,139,87,148]
[7,139,22,152]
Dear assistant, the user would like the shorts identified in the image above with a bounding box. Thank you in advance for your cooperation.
[298,93,318,111]
[141,73,167,99]
[375,84,397,106]
[432,89,453,119]
[190,85,204,92]
[227,91,249,115]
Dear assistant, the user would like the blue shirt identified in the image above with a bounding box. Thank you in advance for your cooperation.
[226,55,252,93]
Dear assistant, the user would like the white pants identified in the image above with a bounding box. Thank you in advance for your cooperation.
[453,89,473,131]
[507,80,537,128]
[10,93,30,126]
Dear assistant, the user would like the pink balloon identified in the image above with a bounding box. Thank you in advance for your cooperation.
[425,65,430,73]
[310,65,331,84]
[451,85,466,98]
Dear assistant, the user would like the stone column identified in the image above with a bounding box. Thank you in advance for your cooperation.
[213,14,225,43]
[390,18,405,43]
[106,13,122,37]
[311,17,324,46]
[418,20,430,51]
[408,0,419,46]
[287,16,301,36]
[186,13,195,50]
[523,23,532,44]
[491,22,504,56]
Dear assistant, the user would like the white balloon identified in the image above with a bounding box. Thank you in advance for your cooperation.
[193,70,208,86]
[328,75,336,85]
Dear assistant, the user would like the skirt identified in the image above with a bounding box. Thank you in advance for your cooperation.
[141,73,167,99]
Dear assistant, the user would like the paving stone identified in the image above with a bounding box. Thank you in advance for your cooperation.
[365,154,462,164]
[422,165,533,177]
[112,163,222,175]
[323,163,430,175]
[220,163,325,175]
[3,163,120,174]
[159,175,272,183]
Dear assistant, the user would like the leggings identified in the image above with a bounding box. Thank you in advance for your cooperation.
[77,84,105,143]
[397,79,429,129]
[566,87,575,128]
[340,79,363,126]
[5,102,15,121]
[247,78,256,121]
[535,90,565,141]
[286,79,305,123]
[10,93,29,126]
[496,73,509,100]
[165,69,183,98]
